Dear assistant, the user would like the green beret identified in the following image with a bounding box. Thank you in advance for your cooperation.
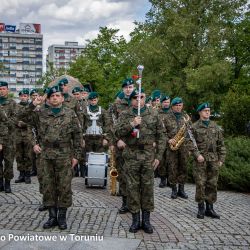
[129,88,145,100]
[19,88,29,96]
[82,87,89,93]
[171,97,183,106]
[161,95,170,103]
[30,89,38,95]
[47,85,61,98]
[88,92,99,100]
[122,78,134,88]
[72,87,81,94]
[151,90,161,101]
[0,81,8,87]
[197,102,210,112]
[57,78,69,86]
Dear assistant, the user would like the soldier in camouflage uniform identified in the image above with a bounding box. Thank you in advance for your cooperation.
[72,86,87,177]
[15,89,32,184]
[115,89,166,234]
[151,90,161,110]
[158,95,171,188]
[29,89,39,176]
[82,92,113,154]
[18,85,83,230]
[110,78,134,213]
[163,97,191,199]
[192,103,226,219]
[0,81,16,193]
[81,87,89,103]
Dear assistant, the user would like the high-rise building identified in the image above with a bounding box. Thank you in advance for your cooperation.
[46,41,84,71]
[0,22,43,94]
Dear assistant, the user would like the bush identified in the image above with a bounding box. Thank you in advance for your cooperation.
[220,84,250,136]
[188,136,250,192]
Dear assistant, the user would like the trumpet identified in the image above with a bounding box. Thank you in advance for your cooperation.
[109,148,118,195]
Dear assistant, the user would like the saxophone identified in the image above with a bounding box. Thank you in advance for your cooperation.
[109,148,118,195]
[170,114,190,151]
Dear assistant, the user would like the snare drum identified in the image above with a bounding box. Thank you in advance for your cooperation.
[85,152,108,187]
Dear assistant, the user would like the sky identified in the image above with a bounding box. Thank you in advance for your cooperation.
[0,0,151,71]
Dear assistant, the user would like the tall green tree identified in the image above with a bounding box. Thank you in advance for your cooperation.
[68,27,130,106]
[127,0,248,110]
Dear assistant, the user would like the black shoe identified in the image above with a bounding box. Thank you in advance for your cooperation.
[142,210,153,234]
[58,207,67,230]
[119,196,129,214]
[15,171,25,183]
[0,178,4,191]
[4,180,11,193]
[25,171,31,184]
[197,202,205,219]
[205,202,220,219]
[177,184,188,199]
[38,204,48,211]
[159,177,167,188]
[171,185,177,199]
[43,207,58,229]
[129,212,140,233]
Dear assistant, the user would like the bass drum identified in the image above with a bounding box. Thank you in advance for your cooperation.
[85,152,108,188]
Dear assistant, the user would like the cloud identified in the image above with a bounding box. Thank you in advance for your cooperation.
[0,0,150,71]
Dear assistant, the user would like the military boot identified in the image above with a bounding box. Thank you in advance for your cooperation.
[142,210,153,234]
[177,184,188,199]
[58,207,67,230]
[159,177,166,188]
[205,202,220,219]
[119,196,129,214]
[4,180,11,193]
[171,185,177,199]
[15,171,25,183]
[0,178,4,191]
[197,202,205,219]
[24,171,31,184]
[43,207,58,229]
[129,212,140,233]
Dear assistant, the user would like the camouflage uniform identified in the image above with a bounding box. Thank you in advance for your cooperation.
[15,101,32,182]
[115,107,166,213]
[19,104,82,208]
[0,97,16,191]
[192,120,226,204]
[110,97,130,198]
[158,108,170,182]
[163,110,191,183]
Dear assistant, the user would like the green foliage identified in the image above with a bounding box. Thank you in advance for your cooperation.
[188,136,250,192]
[220,84,250,135]
[68,27,131,108]
[218,136,250,192]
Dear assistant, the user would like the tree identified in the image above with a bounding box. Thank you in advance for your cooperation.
[68,27,130,107]
[127,0,248,110]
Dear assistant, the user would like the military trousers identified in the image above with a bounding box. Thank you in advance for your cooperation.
[0,142,15,180]
[193,161,220,204]
[115,146,127,196]
[42,157,73,208]
[16,140,32,172]
[158,149,169,178]
[168,145,188,185]
[123,146,154,213]
[36,154,44,194]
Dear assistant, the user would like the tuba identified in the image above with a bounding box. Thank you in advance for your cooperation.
[109,148,118,195]
[170,114,190,151]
